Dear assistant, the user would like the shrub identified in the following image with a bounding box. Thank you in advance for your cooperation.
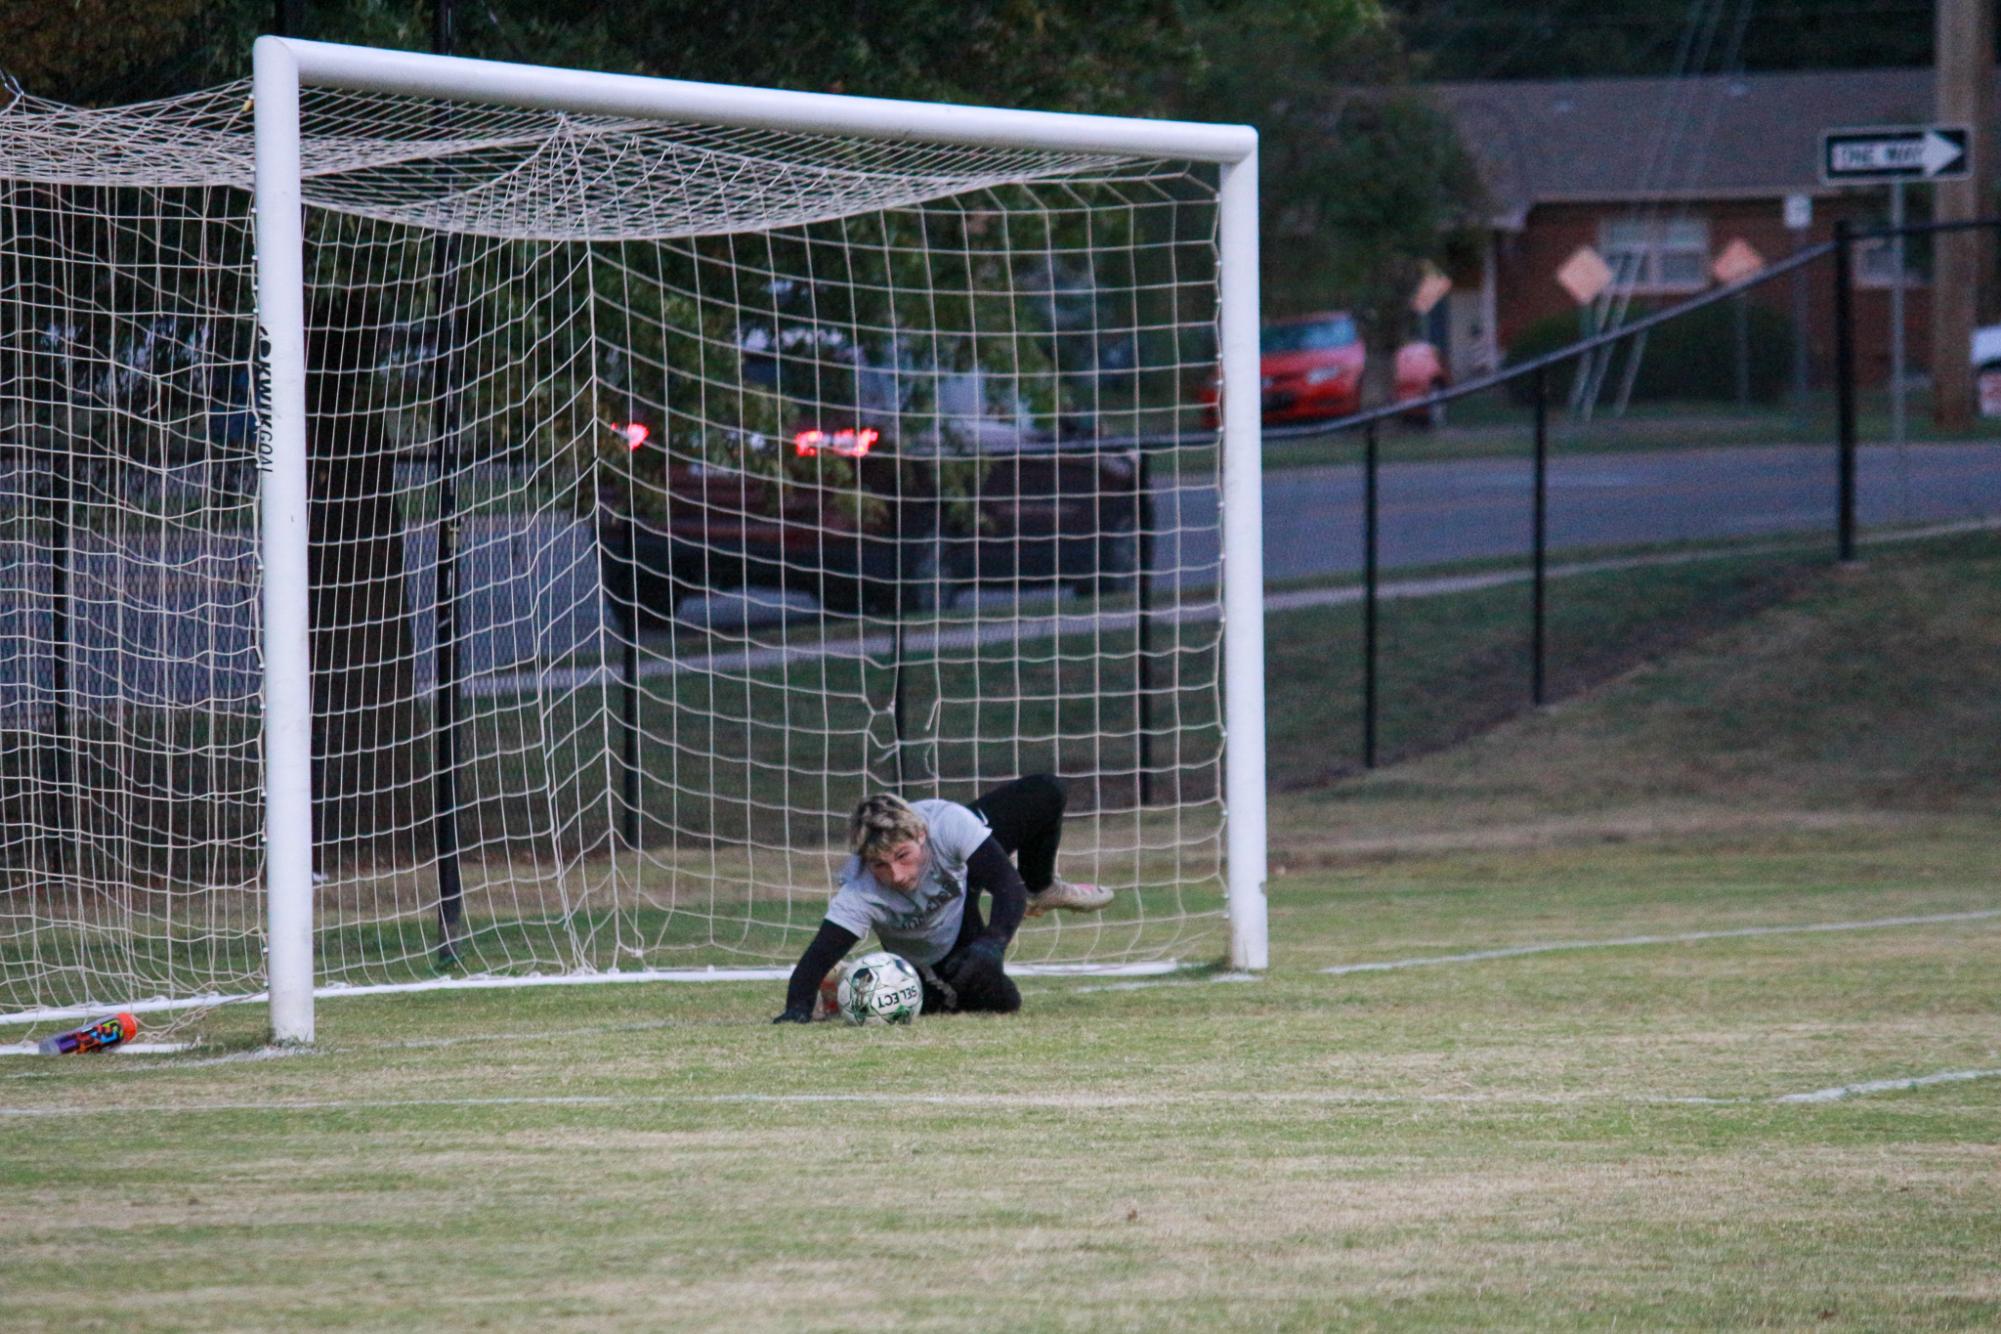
[1502,297,1797,405]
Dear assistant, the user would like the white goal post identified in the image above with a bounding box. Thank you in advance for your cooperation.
[1,39,1266,1045]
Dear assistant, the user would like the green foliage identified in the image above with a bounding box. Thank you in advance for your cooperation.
[0,183,256,475]
[20,0,1203,113]
[0,0,220,104]
[1152,1,1487,401]
[10,1,1489,470]
[1265,91,1485,384]
[1391,0,1940,82]
[1503,298,1799,405]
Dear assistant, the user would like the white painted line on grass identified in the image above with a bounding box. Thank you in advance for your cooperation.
[0,970,794,1028]
[1012,961,1184,978]
[1773,1068,2001,1104]
[1072,971,1261,994]
[1321,909,2001,976]
[0,1088,1679,1119]
[7,1072,1992,1120]
[1,961,1187,1029]
[0,1041,194,1058]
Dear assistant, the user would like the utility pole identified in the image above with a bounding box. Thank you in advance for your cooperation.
[1932,0,1994,430]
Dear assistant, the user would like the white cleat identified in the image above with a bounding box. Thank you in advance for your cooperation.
[1025,878,1114,918]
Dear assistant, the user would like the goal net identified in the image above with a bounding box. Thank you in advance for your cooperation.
[0,42,1265,1040]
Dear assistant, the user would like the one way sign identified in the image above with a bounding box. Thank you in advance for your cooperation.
[1822,124,1971,184]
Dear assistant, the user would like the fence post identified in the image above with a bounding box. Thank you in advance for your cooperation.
[1362,420,1379,768]
[1532,366,1549,707]
[39,460,76,878]
[620,520,641,848]
[429,259,466,967]
[1833,218,1858,563]
[1137,446,1156,805]
[429,10,467,962]
[892,615,908,791]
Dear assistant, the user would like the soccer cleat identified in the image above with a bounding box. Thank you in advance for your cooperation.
[1025,877,1114,918]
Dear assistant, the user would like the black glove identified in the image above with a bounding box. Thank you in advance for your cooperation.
[940,937,1005,985]
[938,938,1019,1014]
[771,1007,814,1024]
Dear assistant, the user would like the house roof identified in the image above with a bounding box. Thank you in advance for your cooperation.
[1425,67,1965,229]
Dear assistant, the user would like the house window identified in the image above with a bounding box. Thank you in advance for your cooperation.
[1855,237,1926,289]
[1600,217,1710,293]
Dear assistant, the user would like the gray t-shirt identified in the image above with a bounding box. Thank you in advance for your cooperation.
[824,799,993,966]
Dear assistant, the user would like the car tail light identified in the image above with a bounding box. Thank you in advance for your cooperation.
[794,427,878,458]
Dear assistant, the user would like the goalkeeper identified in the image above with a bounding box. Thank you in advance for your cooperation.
[772,775,1112,1023]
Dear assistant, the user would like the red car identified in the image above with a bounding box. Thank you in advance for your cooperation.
[1199,311,1448,426]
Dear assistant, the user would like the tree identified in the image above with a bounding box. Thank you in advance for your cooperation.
[0,0,218,104]
[1388,0,1944,83]
[8,1,1482,878]
[1165,1,1486,403]
[5,0,1203,114]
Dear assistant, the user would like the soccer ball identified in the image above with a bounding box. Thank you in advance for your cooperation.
[836,951,924,1026]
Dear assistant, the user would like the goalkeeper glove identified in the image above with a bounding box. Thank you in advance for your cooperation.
[940,936,1005,984]
[771,1007,814,1024]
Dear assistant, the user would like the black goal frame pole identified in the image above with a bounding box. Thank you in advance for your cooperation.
[1137,444,1157,804]
[1832,218,1859,565]
[1362,419,1380,769]
[38,455,77,878]
[429,0,468,965]
[1531,366,1549,707]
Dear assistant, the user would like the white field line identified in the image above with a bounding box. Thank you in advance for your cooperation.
[0,1042,194,1058]
[6,984,1227,1071]
[1320,909,2001,976]
[0,1091,1554,1118]
[8,1070,1999,1119]
[0,960,1185,1029]
[1773,1068,2001,1103]
[0,1046,312,1077]
[1072,971,1261,993]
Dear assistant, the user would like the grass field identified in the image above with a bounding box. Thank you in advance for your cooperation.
[3,538,1999,1330]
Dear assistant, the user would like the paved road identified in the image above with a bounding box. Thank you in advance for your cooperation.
[6,442,1997,708]
[1164,442,2001,583]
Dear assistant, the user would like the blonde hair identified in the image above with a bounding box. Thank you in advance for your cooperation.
[849,793,929,861]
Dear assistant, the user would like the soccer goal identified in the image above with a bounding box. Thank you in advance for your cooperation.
[0,39,1266,1044]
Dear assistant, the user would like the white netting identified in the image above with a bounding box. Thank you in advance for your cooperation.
[0,75,1227,1029]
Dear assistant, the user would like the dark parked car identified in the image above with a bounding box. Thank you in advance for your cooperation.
[601,372,1142,622]
[942,433,1142,602]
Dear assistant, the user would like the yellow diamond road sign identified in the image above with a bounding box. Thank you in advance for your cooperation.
[1556,246,1614,305]
[1711,238,1766,285]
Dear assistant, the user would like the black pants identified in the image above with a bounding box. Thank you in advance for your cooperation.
[923,773,1067,1014]
[966,772,1067,895]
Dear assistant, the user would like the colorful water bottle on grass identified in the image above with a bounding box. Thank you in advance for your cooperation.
[38,1012,137,1055]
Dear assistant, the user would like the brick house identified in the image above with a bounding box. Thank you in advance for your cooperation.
[1422,68,1979,386]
